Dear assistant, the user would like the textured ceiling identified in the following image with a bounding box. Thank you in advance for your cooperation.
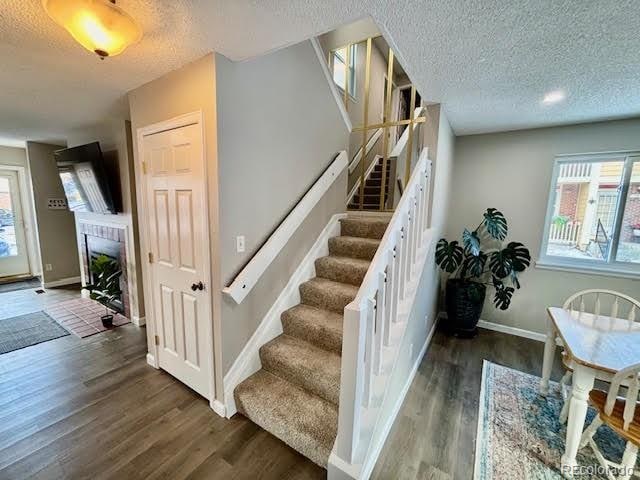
[1,0,639,144]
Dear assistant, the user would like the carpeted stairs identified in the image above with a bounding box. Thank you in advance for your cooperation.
[234,215,390,468]
[348,157,392,210]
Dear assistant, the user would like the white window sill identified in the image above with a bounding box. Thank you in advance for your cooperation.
[535,260,640,280]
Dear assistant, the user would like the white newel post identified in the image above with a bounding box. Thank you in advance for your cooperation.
[335,303,367,463]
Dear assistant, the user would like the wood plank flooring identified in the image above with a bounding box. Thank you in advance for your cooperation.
[371,327,565,480]
[0,285,564,480]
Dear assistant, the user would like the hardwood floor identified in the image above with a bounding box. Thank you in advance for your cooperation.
[0,323,324,479]
[372,327,565,480]
[0,298,564,480]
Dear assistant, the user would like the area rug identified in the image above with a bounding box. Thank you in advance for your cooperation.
[44,297,129,338]
[475,361,639,480]
[0,311,69,354]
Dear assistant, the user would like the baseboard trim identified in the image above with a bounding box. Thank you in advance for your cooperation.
[43,276,81,288]
[210,399,226,418]
[146,353,158,368]
[438,312,546,343]
[359,317,437,480]
[222,213,347,418]
[132,315,146,327]
[476,320,546,343]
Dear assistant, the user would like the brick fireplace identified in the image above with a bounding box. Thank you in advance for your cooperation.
[77,221,130,318]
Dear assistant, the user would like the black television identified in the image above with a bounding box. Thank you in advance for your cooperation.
[54,142,117,214]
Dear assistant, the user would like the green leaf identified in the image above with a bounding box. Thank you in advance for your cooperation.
[463,252,487,278]
[483,208,508,241]
[489,250,513,279]
[503,242,531,272]
[435,239,464,273]
[462,229,481,256]
[493,284,515,310]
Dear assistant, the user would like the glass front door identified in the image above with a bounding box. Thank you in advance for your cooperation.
[0,170,30,279]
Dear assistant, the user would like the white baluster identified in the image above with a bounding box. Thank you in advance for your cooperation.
[390,240,402,326]
[611,297,619,320]
[385,244,398,342]
[399,213,410,300]
[363,298,375,407]
[628,305,637,330]
[374,264,387,375]
[594,293,601,316]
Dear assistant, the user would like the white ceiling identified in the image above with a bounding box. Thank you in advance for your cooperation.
[1,0,639,145]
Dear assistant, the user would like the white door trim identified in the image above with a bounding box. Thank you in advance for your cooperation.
[0,164,40,278]
[136,111,216,402]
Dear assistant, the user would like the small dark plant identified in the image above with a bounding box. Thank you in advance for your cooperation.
[435,209,531,337]
[83,254,122,327]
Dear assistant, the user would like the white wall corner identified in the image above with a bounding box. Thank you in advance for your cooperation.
[146,353,158,368]
[210,399,226,418]
[132,315,146,327]
[310,37,352,133]
[223,213,347,417]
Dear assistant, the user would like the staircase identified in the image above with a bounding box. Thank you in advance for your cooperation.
[348,157,392,210]
[234,214,390,468]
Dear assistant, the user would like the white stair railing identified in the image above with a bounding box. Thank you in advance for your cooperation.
[332,147,433,473]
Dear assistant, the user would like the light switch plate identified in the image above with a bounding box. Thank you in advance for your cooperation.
[47,198,68,210]
[236,235,245,253]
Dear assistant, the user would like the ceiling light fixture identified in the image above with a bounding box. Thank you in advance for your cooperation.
[542,90,566,105]
[42,0,142,59]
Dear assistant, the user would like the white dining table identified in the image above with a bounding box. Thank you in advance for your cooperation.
[539,307,640,475]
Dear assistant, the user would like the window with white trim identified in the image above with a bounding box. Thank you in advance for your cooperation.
[331,44,356,98]
[540,153,640,274]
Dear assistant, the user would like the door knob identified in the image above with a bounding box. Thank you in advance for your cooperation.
[191,281,204,291]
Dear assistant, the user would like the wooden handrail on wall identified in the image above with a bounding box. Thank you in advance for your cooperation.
[222,151,348,304]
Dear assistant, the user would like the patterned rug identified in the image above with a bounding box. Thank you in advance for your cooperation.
[475,361,639,479]
[0,311,69,354]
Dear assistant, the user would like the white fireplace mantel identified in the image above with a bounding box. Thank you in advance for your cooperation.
[74,211,145,326]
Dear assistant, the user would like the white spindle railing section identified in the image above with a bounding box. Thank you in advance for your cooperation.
[549,221,582,244]
[558,162,592,180]
[333,148,433,467]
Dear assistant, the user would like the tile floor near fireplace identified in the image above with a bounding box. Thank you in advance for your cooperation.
[45,297,130,338]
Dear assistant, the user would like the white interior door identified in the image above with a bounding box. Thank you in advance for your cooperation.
[0,170,30,279]
[142,122,212,399]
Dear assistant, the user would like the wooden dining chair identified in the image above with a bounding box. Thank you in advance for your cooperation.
[578,362,640,480]
[558,289,640,424]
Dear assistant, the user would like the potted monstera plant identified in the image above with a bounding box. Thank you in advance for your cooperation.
[83,254,122,328]
[435,208,531,337]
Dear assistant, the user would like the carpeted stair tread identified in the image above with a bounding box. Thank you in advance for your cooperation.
[339,217,390,239]
[328,235,380,261]
[234,369,338,468]
[315,255,370,286]
[260,334,340,405]
[281,304,343,353]
[299,277,359,313]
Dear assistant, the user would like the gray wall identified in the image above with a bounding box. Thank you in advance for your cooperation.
[447,118,640,334]
[128,53,224,399]
[0,145,40,276]
[215,40,350,373]
[26,141,80,284]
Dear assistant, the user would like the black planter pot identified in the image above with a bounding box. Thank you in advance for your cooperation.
[444,279,486,338]
[101,314,114,329]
